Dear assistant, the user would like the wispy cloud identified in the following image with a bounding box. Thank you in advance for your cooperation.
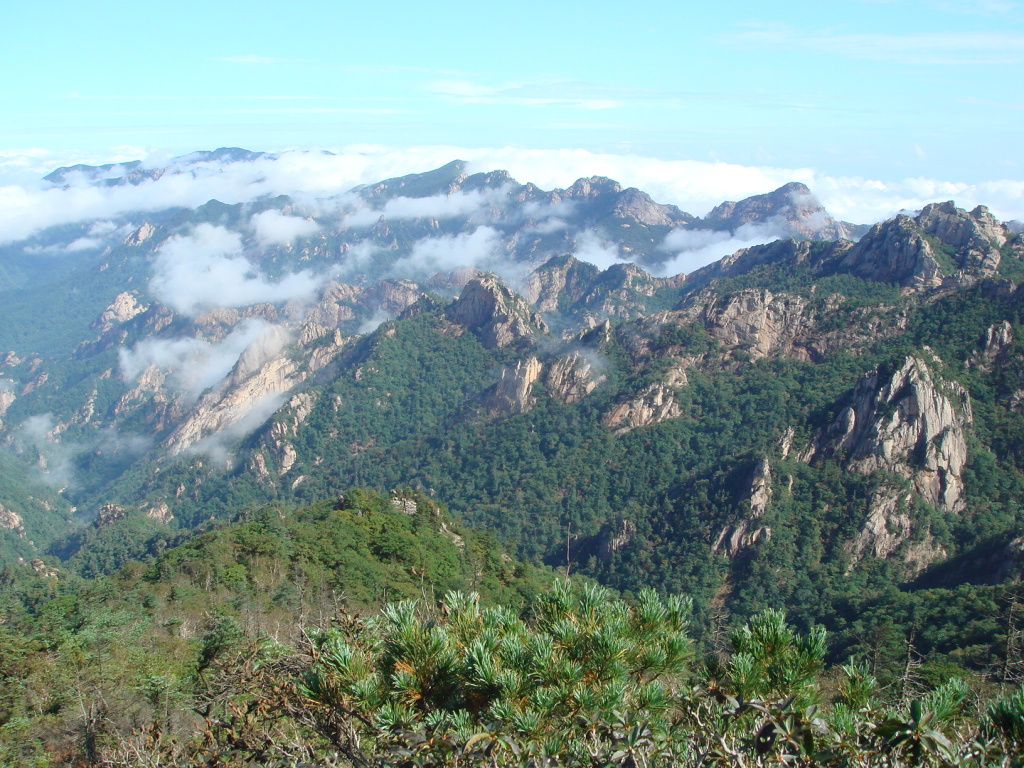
[214,54,308,65]
[859,0,1018,12]
[929,0,1018,15]
[722,22,1024,65]
[2,145,1024,247]
[429,79,623,110]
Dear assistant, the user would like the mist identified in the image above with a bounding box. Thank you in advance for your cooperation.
[656,222,790,276]
[119,319,273,400]
[150,224,322,316]
[3,145,1024,249]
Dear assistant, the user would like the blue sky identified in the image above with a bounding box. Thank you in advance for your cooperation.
[2,0,1023,220]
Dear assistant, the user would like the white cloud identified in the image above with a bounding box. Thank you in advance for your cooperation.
[118,320,272,399]
[722,22,1024,65]
[214,54,307,65]
[342,189,498,228]
[0,145,1022,250]
[524,217,570,235]
[150,224,321,316]
[572,230,625,270]
[389,226,501,276]
[656,223,789,276]
[357,310,393,335]
[251,209,320,245]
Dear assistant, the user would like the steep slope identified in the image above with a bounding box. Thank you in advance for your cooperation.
[6,152,1024,666]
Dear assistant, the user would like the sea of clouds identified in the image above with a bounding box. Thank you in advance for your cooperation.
[1,144,1022,251]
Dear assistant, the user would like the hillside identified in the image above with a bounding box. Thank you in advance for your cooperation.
[2,153,1024,658]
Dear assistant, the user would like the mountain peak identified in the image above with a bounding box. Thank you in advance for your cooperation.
[702,182,849,240]
[357,160,470,202]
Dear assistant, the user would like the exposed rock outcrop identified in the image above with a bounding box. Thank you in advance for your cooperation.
[96,503,127,526]
[446,276,548,348]
[917,201,1004,272]
[702,182,850,240]
[846,487,946,576]
[522,255,599,312]
[123,222,155,246]
[803,355,972,513]
[143,502,174,525]
[841,215,944,291]
[970,321,1014,372]
[713,458,774,558]
[259,391,318,477]
[0,504,25,535]
[29,558,59,579]
[92,292,146,333]
[841,202,1009,291]
[0,384,15,421]
[545,351,605,404]
[164,325,306,456]
[696,289,817,361]
[483,357,543,414]
[604,365,688,432]
[166,355,305,456]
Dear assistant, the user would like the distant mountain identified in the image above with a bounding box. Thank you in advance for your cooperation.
[4,151,1024,667]
[42,147,271,187]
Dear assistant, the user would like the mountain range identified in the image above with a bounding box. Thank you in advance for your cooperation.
[3,149,1024,651]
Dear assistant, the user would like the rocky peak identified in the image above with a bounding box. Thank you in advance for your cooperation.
[702,182,849,240]
[918,201,1007,249]
[840,215,943,291]
[358,159,469,203]
[459,169,516,192]
[523,255,600,312]
[544,351,606,404]
[123,222,156,246]
[916,200,1003,273]
[804,355,973,513]
[562,176,623,200]
[446,276,548,348]
[92,292,147,333]
[612,188,693,227]
[482,357,543,414]
[841,202,1009,291]
[361,279,426,316]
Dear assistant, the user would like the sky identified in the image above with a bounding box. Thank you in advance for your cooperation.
[2,0,1023,224]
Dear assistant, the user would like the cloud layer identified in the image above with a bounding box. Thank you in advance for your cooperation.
[150,224,321,316]
[1,145,1022,251]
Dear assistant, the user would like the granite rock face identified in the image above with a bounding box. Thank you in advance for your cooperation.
[841,215,944,291]
[801,355,971,573]
[92,292,147,333]
[713,458,774,558]
[545,351,606,404]
[447,276,548,348]
[805,355,972,513]
[483,357,543,415]
[603,365,688,432]
[702,182,851,240]
[841,201,1012,291]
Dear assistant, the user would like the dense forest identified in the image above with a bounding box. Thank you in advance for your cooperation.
[4,157,1024,763]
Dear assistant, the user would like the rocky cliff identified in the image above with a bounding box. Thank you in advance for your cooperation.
[702,182,851,240]
[804,355,972,512]
[799,355,972,572]
[446,276,548,348]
